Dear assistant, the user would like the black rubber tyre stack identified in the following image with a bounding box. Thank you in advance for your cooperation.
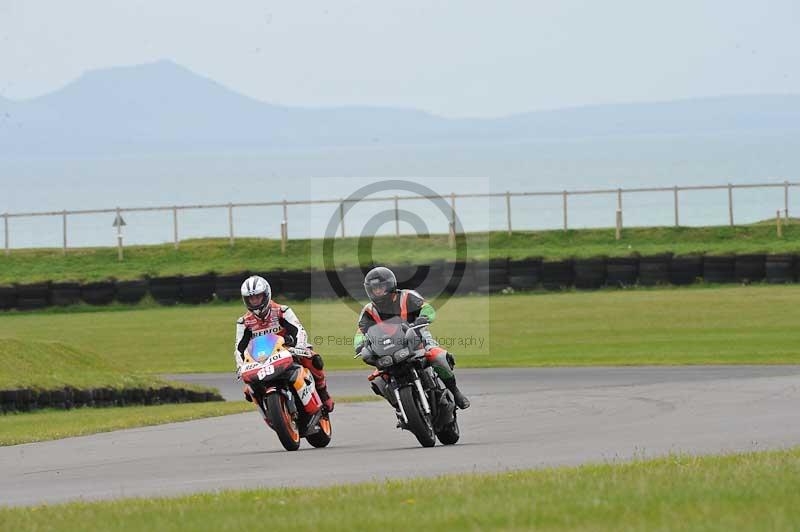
[15,282,51,310]
[475,259,509,294]
[444,262,473,295]
[149,276,182,305]
[765,254,796,284]
[669,256,703,286]
[638,254,672,286]
[214,272,251,302]
[703,256,736,284]
[81,281,116,305]
[180,274,216,304]
[392,264,418,291]
[541,260,574,291]
[51,282,82,306]
[606,257,639,288]
[0,285,17,311]
[116,280,149,304]
[279,270,311,301]
[309,270,340,299]
[573,257,606,290]
[339,267,367,299]
[734,254,766,284]
[415,260,447,296]
[508,258,541,291]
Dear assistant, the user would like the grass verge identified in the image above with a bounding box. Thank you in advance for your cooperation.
[1,224,799,283]
[0,396,377,446]
[2,448,799,530]
[1,285,799,373]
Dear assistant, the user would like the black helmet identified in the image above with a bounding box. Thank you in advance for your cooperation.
[363,267,397,305]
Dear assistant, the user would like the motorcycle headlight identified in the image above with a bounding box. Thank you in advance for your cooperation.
[377,355,394,369]
[392,348,410,363]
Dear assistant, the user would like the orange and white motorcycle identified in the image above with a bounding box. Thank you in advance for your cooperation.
[238,334,332,451]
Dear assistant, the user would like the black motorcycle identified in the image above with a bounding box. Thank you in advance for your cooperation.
[356,316,460,447]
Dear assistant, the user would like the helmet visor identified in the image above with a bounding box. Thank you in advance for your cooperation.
[246,293,266,307]
[365,279,392,299]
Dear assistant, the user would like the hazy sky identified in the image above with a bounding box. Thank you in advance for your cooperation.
[1,1,798,117]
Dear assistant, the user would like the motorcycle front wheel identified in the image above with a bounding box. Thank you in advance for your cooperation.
[265,392,301,451]
[306,414,333,448]
[398,386,436,447]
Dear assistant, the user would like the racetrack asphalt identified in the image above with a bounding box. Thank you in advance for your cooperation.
[2,366,799,507]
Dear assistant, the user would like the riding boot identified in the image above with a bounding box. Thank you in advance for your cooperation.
[442,376,470,409]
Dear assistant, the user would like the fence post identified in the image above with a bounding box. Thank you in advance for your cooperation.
[281,199,288,254]
[172,207,179,250]
[228,203,234,247]
[506,191,512,235]
[777,210,783,238]
[448,192,456,249]
[116,207,124,262]
[785,180,790,222]
[3,213,8,256]
[339,201,346,238]
[673,186,680,227]
[616,188,623,234]
[394,195,400,237]
[562,191,568,231]
[615,209,622,240]
[727,183,734,226]
[62,210,68,255]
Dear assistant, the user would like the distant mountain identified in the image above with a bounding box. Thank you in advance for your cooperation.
[1,60,799,157]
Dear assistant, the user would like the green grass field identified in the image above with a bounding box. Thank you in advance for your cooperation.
[2,448,798,530]
[0,338,171,390]
[1,224,799,283]
[0,396,376,446]
[0,285,798,374]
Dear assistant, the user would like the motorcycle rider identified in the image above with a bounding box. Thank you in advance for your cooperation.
[234,275,334,412]
[354,266,470,409]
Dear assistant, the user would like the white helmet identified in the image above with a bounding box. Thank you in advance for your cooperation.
[240,275,272,319]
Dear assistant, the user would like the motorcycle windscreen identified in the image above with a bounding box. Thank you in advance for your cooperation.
[248,334,281,362]
[366,317,407,356]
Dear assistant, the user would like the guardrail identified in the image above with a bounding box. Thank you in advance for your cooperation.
[2,180,797,257]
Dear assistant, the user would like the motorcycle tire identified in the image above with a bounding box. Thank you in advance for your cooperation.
[265,393,301,451]
[398,386,436,448]
[305,414,333,448]
[436,417,460,445]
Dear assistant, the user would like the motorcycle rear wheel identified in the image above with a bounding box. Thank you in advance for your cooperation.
[398,386,436,447]
[305,414,333,448]
[265,392,301,451]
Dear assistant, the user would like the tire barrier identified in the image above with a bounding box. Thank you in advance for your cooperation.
[669,256,703,286]
[15,282,51,310]
[541,260,574,291]
[606,257,638,287]
[414,260,448,296]
[475,258,509,294]
[214,272,251,302]
[116,279,149,304]
[508,259,542,290]
[4,252,800,313]
[181,274,216,304]
[279,271,310,301]
[703,256,737,284]
[80,281,116,306]
[149,276,182,305]
[0,285,16,310]
[765,255,796,284]
[734,254,766,284]
[638,254,672,286]
[573,258,606,290]
[0,386,224,414]
[51,282,82,306]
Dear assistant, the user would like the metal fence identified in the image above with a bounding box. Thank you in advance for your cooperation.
[2,180,797,257]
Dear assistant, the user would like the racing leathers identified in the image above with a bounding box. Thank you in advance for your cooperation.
[235,300,333,411]
[353,289,470,409]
